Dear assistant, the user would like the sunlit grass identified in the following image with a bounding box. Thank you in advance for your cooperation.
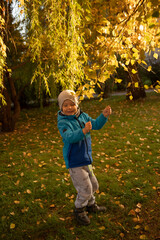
[0,92,160,240]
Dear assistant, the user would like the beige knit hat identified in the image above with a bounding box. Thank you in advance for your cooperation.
[58,90,78,110]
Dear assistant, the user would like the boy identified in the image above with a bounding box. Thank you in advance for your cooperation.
[57,90,112,225]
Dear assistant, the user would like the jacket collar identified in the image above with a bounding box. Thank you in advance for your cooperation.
[58,108,82,119]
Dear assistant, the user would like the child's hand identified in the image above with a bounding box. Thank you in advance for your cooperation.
[83,121,92,135]
[103,106,112,118]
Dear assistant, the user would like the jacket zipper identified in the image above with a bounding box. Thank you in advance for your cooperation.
[75,117,92,164]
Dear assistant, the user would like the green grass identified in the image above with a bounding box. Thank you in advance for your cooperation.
[0,92,160,240]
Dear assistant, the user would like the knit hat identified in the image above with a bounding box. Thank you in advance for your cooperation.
[58,90,78,110]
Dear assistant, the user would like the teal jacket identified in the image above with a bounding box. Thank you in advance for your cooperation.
[57,110,108,169]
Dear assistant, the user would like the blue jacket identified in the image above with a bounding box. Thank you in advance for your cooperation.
[57,110,108,169]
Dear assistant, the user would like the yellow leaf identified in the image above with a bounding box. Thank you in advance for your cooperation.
[153,53,158,59]
[126,60,130,65]
[26,189,32,194]
[125,38,131,45]
[50,204,55,208]
[137,203,142,208]
[39,203,43,209]
[100,192,106,196]
[120,233,125,238]
[127,82,131,87]
[144,85,149,89]
[10,212,15,216]
[134,225,141,229]
[131,60,135,65]
[14,200,20,204]
[15,180,20,186]
[132,47,139,53]
[19,0,24,5]
[129,95,133,100]
[155,84,160,89]
[135,208,141,213]
[10,223,15,229]
[132,69,137,74]
[142,60,147,65]
[135,82,139,88]
[89,88,95,94]
[115,78,122,84]
[21,207,29,213]
[79,96,84,101]
[147,66,152,72]
[154,89,160,93]
[140,235,147,239]
[99,226,105,230]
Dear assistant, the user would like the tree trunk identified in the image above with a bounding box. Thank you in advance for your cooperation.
[126,63,146,100]
[1,73,20,132]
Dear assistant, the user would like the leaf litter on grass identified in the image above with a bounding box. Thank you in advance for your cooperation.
[0,93,160,240]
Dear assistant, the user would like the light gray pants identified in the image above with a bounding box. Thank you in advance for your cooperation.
[69,165,99,209]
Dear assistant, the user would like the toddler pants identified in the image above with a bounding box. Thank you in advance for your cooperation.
[69,165,99,209]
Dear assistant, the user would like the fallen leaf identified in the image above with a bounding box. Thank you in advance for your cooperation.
[59,218,65,221]
[134,225,141,229]
[21,207,29,213]
[136,203,142,208]
[120,232,125,238]
[135,208,141,213]
[99,226,105,230]
[26,189,32,194]
[50,204,55,208]
[10,223,15,229]
[10,212,15,216]
[140,235,147,239]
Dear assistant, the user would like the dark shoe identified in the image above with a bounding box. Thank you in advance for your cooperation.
[86,203,106,213]
[74,207,90,226]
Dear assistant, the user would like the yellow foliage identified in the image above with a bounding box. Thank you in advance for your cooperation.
[144,85,149,89]
[142,61,147,65]
[131,60,135,65]
[135,82,139,88]
[132,69,137,74]
[153,53,158,59]
[147,66,152,72]
[127,82,131,87]
[115,78,122,83]
[129,95,133,100]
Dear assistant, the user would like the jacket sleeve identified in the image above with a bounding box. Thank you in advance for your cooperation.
[58,120,85,143]
[86,113,108,130]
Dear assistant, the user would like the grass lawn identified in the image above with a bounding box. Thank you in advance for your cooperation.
[0,92,160,240]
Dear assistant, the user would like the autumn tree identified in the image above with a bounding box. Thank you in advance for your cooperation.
[0,0,30,132]
[0,1,6,105]
[25,0,88,97]
[84,0,160,100]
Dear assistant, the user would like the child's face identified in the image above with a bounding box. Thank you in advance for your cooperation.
[62,99,77,116]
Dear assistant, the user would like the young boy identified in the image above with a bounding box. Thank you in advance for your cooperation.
[57,90,112,226]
